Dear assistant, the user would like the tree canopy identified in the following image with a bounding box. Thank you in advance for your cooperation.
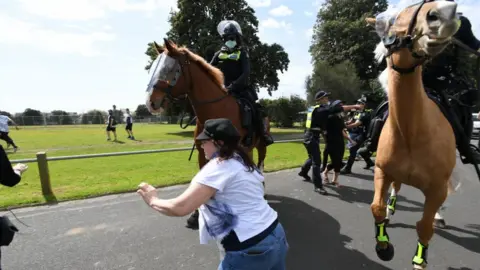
[144,0,290,95]
[309,0,388,92]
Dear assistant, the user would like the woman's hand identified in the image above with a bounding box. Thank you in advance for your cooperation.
[137,182,158,206]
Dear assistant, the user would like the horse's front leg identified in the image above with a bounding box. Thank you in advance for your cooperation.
[412,183,448,269]
[371,167,395,261]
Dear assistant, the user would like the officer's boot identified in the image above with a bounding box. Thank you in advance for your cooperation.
[185,209,199,230]
[262,117,274,146]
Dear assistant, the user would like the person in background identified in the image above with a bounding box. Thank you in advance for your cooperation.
[341,96,374,174]
[0,114,19,152]
[106,110,117,141]
[321,100,356,187]
[124,109,135,140]
[0,144,28,270]
[137,118,288,269]
[298,91,361,194]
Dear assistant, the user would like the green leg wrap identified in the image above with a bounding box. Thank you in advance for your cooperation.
[387,195,397,214]
[412,241,428,267]
[375,220,390,243]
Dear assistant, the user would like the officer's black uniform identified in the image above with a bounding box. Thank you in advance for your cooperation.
[210,22,273,147]
[422,14,480,164]
[341,98,374,173]
[299,91,342,195]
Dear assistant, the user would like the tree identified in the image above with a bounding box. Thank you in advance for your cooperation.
[263,95,306,128]
[135,104,152,119]
[309,0,388,89]
[22,108,43,125]
[144,0,290,95]
[0,111,12,118]
[306,60,363,105]
[50,110,73,125]
[81,110,106,124]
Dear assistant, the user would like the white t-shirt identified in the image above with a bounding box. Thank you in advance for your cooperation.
[193,154,278,245]
[0,115,10,132]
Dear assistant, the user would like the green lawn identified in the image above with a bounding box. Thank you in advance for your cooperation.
[0,124,349,208]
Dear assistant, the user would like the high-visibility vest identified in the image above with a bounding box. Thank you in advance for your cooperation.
[305,105,321,130]
[218,51,241,61]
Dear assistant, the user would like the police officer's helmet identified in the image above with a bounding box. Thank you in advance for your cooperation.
[314,91,330,100]
[223,23,241,38]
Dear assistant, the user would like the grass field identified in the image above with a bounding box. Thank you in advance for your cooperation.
[0,124,349,208]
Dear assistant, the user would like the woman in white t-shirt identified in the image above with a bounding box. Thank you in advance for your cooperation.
[137,118,288,269]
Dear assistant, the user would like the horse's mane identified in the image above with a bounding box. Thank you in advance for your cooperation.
[175,46,226,92]
[375,41,389,95]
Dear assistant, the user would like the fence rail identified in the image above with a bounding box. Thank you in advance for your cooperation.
[9,138,303,203]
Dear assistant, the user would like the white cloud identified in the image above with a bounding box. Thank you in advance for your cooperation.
[0,14,115,56]
[312,0,324,7]
[17,0,176,21]
[269,5,293,17]
[247,0,271,8]
[259,18,293,34]
[304,11,314,16]
[258,18,294,38]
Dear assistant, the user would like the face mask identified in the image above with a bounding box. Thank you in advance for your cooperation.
[225,40,237,48]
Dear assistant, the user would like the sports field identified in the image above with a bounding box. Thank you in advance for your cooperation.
[0,124,345,208]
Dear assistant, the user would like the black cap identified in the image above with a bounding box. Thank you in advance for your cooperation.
[315,91,330,100]
[196,118,240,143]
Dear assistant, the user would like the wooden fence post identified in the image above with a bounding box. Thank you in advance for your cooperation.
[36,152,56,202]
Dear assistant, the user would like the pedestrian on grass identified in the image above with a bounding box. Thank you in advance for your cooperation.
[106,110,117,141]
[124,109,135,140]
[0,114,19,152]
[137,118,288,269]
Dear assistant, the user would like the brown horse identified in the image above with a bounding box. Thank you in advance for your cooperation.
[365,1,461,269]
[145,38,270,172]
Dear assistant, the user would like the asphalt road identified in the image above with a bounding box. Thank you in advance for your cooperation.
[1,160,479,270]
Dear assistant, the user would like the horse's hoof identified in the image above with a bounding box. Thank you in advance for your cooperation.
[375,242,394,261]
[413,263,427,269]
[433,218,446,229]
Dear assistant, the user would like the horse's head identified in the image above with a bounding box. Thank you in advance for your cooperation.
[367,0,459,71]
[145,39,191,114]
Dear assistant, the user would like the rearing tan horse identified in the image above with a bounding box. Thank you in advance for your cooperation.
[366,1,461,269]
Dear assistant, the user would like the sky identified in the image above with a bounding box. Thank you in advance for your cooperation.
[1,0,479,114]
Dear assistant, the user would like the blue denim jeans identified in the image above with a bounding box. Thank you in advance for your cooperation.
[218,223,288,270]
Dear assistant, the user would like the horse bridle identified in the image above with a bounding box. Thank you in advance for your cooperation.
[383,0,430,74]
[154,53,229,108]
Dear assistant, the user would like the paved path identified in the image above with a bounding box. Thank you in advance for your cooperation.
[1,161,479,270]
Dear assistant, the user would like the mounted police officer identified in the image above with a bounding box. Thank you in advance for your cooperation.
[341,96,374,174]
[210,20,274,147]
[422,11,480,164]
[298,91,361,195]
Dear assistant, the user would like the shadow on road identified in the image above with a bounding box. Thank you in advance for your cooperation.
[266,194,393,269]
[323,185,424,213]
[389,222,480,254]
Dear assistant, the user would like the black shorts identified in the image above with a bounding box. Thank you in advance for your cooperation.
[106,126,116,132]
[125,123,133,131]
